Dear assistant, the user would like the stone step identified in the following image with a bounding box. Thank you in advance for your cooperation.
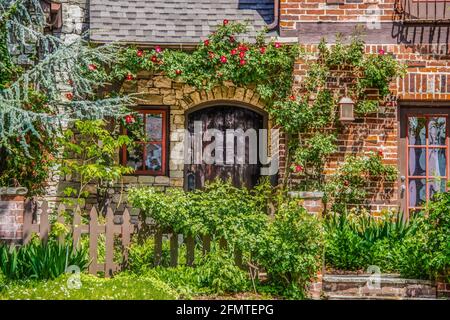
[322,274,437,299]
[326,295,439,300]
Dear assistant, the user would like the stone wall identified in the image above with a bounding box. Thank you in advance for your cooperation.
[47,71,278,212]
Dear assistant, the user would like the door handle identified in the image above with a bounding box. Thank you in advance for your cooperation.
[400,184,406,198]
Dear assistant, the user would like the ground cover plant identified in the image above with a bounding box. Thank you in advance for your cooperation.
[0,273,177,300]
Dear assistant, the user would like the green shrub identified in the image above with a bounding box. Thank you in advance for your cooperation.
[323,206,449,280]
[324,210,412,271]
[0,236,89,280]
[195,251,249,294]
[146,250,250,298]
[128,179,270,251]
[0,274,177,300]
[421,191,450,279]
[255,201,323,299]
[128,237,171,272]
[389,195,449,280]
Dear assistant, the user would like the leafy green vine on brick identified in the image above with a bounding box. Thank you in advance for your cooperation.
[325,152,398,212]
[281,35,404,194]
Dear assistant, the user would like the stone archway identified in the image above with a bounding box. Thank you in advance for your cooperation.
[126,74,280,189]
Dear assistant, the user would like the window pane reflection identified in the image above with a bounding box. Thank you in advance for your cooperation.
[145,143,162,172]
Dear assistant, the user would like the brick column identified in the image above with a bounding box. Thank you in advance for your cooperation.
[288,191,325,215]
[437,275,450,298]
[0,191,27,242]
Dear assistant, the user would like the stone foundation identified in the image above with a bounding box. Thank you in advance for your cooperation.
[322,274,438,300]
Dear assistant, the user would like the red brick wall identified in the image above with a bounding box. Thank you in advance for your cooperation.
[280,0,396,28]
[287,42,450,212]
[0,195,25,241]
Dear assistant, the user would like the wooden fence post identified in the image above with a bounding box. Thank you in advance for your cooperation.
[170,232,178,267]
[22,199,33,244]
[39,201,49,243]
[121,208,132,268]
[234,248,243,269]
[219,237,227,250]
[105,206,114,278]
[154,229,163,267]
[186,235,195,267]
[56,209,65,245]
[202,235,211,256]
[88,206,98,275]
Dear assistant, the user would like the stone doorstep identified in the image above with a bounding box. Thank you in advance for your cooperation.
[322,274,437,299]
[323,274,434,286]
[326,295,439,300]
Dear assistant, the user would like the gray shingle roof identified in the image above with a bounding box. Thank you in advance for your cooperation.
[89,0,275,45]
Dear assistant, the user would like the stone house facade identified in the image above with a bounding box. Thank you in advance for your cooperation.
[32,0,450,217]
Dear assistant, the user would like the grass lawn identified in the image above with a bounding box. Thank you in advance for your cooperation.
[0,273,178,300]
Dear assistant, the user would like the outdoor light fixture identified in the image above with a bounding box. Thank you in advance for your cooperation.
[339,96,355,122]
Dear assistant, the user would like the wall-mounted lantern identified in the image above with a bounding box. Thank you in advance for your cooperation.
[186,171,196,192]
[339,96,355,122]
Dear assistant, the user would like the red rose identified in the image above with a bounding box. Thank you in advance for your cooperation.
[238,44,248,52]
[126,74,133,81]
[378,150,384,157]
[176,69,182,75]
[378,48,385,55]
[223,19,229,25]
[260,47,266,54]
[239,59,246,66]
[220,56,228,63]
[155,46,162,53]
[137,50,144,57]
[88,64,97,71]
[204,39,210,46]
[66,92,73,100]
[229,36,235,43]
[295,165,304,173]
[151,55,158,62]
[290,95,296,101]
[230,49,237,55]
[68,79,73,86]
[274,42,282,48]
[125,115,135,124]
[344,180,350,187]
[239,51,245,58]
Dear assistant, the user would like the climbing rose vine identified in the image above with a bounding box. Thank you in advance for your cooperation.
[111,22,300,111]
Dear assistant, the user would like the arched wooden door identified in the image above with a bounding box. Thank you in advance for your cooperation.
[185,105,264,190]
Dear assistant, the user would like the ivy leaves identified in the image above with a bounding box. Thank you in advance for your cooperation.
[325,152,398,212]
